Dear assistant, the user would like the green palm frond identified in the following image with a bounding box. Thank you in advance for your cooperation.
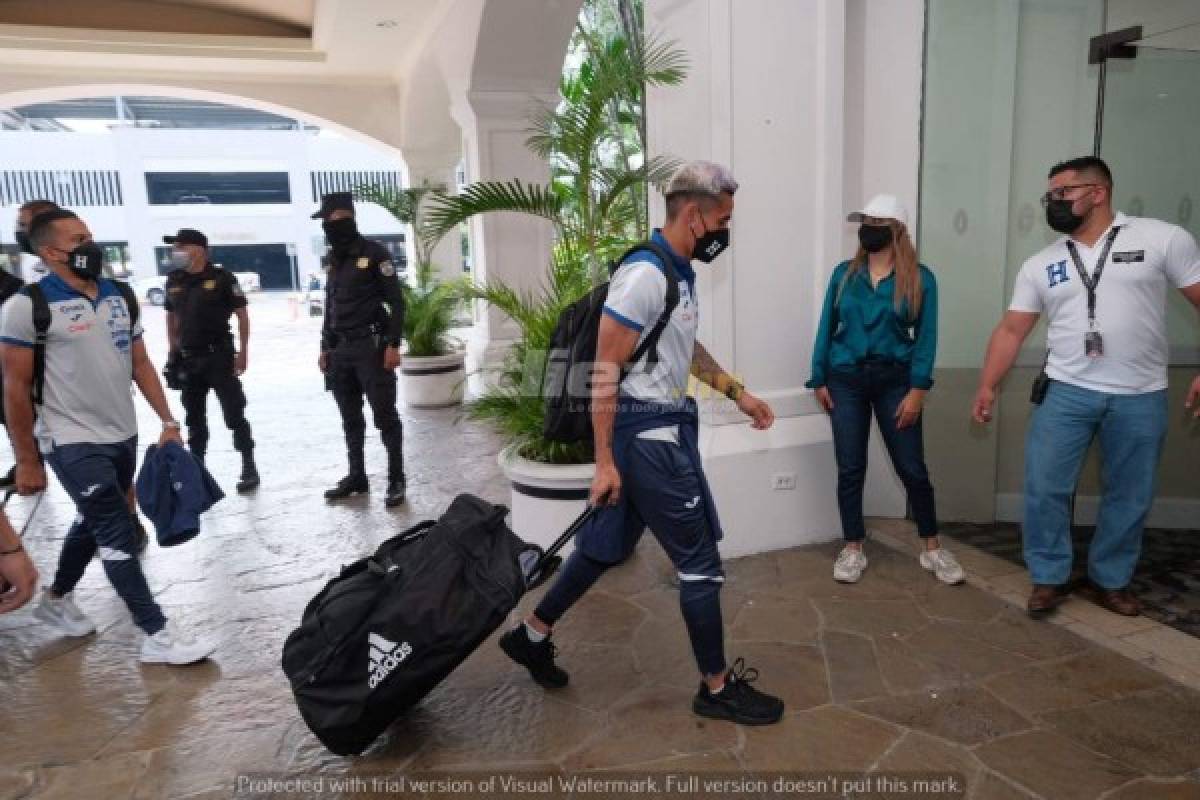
[421,180,567,247]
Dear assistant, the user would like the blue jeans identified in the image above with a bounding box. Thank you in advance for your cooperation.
[827,362,938,542]
[1023,381,1167,589]
[46,437,167,635]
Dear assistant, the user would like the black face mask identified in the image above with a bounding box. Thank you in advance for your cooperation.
[61,241,105,281]
[1045,197,1086,234]
[323,217,359,250]
[15,230,33,255]
[690,215,730,263]
[858,223,893,253]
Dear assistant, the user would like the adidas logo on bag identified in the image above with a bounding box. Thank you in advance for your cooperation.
[367,632,413,690]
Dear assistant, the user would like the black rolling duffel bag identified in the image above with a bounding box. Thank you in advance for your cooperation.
[281,492,588,756]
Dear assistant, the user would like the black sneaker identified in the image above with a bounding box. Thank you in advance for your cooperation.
[692,658,784,726]
[499,625,569,689]
[324,474,368,500]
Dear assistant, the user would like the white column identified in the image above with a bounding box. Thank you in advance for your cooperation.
[402,148,464,285]
[452,89,559,377]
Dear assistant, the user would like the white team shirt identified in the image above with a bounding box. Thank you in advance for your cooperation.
[602,254,698,411]
[1009,213,1200,394]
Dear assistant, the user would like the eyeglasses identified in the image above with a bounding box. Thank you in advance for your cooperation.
[1040,184,1099,206]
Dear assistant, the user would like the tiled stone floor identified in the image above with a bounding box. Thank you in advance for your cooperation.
[2,296,1199,799]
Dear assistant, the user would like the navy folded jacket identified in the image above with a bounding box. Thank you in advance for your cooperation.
[136,441,225,547]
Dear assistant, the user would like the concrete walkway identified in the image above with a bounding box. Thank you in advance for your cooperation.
[1,295,1198,799]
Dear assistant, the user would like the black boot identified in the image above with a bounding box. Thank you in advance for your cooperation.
[384,477,406,508]
[325,473,368,500]
[236,450,260,493]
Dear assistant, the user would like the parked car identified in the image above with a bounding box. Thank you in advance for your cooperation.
[233,271,261,292]
[133,275,168,306]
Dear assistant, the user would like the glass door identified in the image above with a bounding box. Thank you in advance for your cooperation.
[1096,30,1200,362]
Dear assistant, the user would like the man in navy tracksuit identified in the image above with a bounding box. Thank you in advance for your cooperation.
[501,162,784,725]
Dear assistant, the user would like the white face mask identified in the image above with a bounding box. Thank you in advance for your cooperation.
[169,249,191,269]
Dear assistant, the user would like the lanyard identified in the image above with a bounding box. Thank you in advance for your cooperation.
[1064,225,1121,328]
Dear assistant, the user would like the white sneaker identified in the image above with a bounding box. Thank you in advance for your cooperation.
[34,590,97,637]
[140,623,215,666]
[833,545,868,583]
[920,547,965,585]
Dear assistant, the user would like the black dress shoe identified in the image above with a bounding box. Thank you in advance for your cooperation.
[384,479,406,508]
[324,474,368,500]
[236,453,260,493]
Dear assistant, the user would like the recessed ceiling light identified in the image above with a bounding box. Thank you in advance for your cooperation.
[377,20,398,28]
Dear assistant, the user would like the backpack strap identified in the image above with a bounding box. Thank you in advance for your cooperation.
[27,284,51,406]
[614,241,681,370]
[112,279,140,329]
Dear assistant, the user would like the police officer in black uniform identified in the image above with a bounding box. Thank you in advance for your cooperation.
[314,193,406,507]
[162,228,259,492]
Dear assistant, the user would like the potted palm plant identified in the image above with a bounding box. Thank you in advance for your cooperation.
[421,11,686,546]
[362,184,467,408]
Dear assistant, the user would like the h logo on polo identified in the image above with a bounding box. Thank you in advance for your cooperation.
[1045,260,1070,288]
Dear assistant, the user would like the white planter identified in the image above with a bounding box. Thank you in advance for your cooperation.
[499,444,594,555]
[401,351,466,408]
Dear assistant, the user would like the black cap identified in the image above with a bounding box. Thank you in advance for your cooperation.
[163,228,208,248]
[312,192,355,219]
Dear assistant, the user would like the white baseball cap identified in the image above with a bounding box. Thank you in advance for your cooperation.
[848,194,908,228]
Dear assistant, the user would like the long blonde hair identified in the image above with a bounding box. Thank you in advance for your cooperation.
[846,220,922,319]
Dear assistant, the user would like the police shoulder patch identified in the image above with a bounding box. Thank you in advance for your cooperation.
[203,279,217,290]
[356,257,370,269]
[379,261,395,277]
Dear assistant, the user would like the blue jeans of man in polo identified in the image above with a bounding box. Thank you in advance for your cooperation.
[1023,381,1168,590]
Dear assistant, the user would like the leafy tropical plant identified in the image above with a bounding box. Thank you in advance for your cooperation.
[420,0,687,463]
[360,184,463,358]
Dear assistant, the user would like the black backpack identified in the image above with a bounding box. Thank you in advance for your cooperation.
[542,242,679,444]
[26,279,140,405]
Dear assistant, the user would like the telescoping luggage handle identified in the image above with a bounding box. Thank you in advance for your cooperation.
[521,506,597,591]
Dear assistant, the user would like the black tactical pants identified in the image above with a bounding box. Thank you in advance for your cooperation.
[328,336,404,481]
[180,348,254,459]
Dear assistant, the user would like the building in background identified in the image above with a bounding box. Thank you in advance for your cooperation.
[0,96,412,289]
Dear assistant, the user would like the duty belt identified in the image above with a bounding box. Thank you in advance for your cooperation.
[180,341,233,358]
[332,324,380,344]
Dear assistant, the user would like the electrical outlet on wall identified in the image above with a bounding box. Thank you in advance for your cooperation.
[771,473,797,491]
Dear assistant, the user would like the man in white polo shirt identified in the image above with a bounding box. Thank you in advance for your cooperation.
[0,209,214,665]
[973,156,1200,618]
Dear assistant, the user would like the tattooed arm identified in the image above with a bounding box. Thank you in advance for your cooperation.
[690,341,775,430]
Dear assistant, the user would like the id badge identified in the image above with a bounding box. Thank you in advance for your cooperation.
[1084,330,1104,358]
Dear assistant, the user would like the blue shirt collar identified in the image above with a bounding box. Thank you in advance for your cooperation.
[39,272,114,303]
[651,229,696,285]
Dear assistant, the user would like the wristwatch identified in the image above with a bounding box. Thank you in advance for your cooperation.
[163,420,182,430]
[725,381,745,402]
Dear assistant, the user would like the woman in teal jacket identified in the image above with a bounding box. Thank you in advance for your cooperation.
[807,195,962,586]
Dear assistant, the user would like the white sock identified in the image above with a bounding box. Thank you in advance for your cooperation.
[524,622,547,643]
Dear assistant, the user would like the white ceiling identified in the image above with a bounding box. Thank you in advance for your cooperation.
[0,0,444,79]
